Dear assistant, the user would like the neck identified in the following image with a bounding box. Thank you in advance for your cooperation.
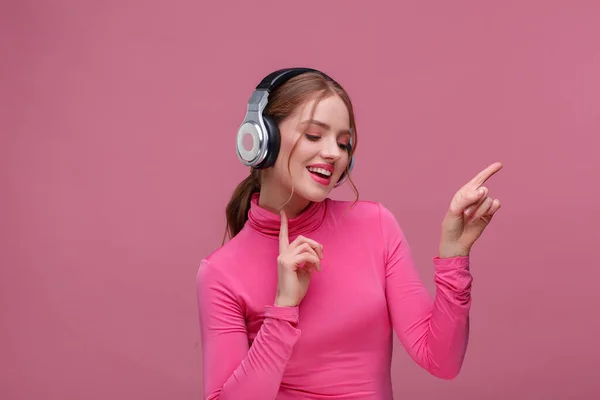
[258,182,312,219]
[247,192,327,239]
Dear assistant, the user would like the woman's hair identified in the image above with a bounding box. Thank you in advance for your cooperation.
[223,72,359,242]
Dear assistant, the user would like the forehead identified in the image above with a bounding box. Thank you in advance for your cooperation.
[295,95,350,128]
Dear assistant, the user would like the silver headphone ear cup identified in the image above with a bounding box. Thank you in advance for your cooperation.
[236,121,267,167]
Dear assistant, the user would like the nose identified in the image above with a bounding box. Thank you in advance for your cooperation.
[320,138,342,161]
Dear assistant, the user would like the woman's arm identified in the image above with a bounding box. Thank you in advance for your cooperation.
[378,203,472,379]
[196,259,301,399]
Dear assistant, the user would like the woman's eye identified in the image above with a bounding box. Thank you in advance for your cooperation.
[305,133,349,151]
[305,134,320,141]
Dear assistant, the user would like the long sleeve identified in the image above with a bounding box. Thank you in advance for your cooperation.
[378,203,472,379]
[196,259,302,400]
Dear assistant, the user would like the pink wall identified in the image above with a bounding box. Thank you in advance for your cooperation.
[2,1,599,399]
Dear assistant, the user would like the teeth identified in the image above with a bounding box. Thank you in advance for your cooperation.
[307,167,332,177]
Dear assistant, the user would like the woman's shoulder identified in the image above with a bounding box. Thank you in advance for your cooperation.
[326,197,398,226]
[328,199,400,238]
[196,230,251,283]
[325,198,406,248]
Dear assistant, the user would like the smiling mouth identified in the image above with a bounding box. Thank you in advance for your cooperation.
[306,166,333,186]
[307,166,332,178]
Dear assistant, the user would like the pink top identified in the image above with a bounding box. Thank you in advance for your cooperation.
[196,193,472,400]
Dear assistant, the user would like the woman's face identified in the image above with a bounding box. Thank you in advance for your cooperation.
[263,94,352,206]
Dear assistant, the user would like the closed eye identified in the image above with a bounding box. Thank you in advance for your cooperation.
[305,134,350,151]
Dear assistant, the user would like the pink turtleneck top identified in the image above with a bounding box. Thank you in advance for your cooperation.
[196,193,472,400]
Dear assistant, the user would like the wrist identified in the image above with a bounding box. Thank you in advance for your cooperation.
[274,296,298,308]
[438,242,470,258]
[438,252,469,259]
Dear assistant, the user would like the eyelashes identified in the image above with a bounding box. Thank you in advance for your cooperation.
[304,134,350,150]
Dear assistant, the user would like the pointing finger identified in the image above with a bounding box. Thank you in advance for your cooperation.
[468,162,503,188]
[279,210,289,253]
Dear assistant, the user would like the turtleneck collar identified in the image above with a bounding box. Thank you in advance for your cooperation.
[246,192,327,239]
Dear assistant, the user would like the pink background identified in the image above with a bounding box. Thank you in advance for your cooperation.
[2,1,599,399]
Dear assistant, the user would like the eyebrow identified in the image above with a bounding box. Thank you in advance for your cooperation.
[299,119,352,136]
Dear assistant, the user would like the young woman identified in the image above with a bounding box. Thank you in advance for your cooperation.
[196,68,502,400]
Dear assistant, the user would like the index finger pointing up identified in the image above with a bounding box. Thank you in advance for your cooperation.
[279,210,289,253]
[468,161,503,188]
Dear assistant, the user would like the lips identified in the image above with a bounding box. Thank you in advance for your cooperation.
[306,163,334,186]
[307,163,334,174]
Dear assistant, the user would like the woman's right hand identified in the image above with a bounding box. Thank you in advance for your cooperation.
[274,210,323,308]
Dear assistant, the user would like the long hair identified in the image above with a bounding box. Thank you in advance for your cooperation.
[224,72,359,242]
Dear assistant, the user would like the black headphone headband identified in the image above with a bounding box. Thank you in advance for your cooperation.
[256,67,335,93]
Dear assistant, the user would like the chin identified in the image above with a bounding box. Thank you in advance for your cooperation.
[292,171,336,202]
[295,188,330,203]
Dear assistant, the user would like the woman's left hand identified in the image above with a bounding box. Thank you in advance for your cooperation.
[439,162,503,258]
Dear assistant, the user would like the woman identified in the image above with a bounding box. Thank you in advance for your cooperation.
[196,68,502,400]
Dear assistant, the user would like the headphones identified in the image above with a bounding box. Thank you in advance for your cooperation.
[236,67,355,188]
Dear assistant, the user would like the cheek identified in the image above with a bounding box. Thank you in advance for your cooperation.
[289,143,315,170]
[273,139,302,177]
[337,151,349,167]
[273,136,294,166]
[285,151,305,176]
[281,136,306,164]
